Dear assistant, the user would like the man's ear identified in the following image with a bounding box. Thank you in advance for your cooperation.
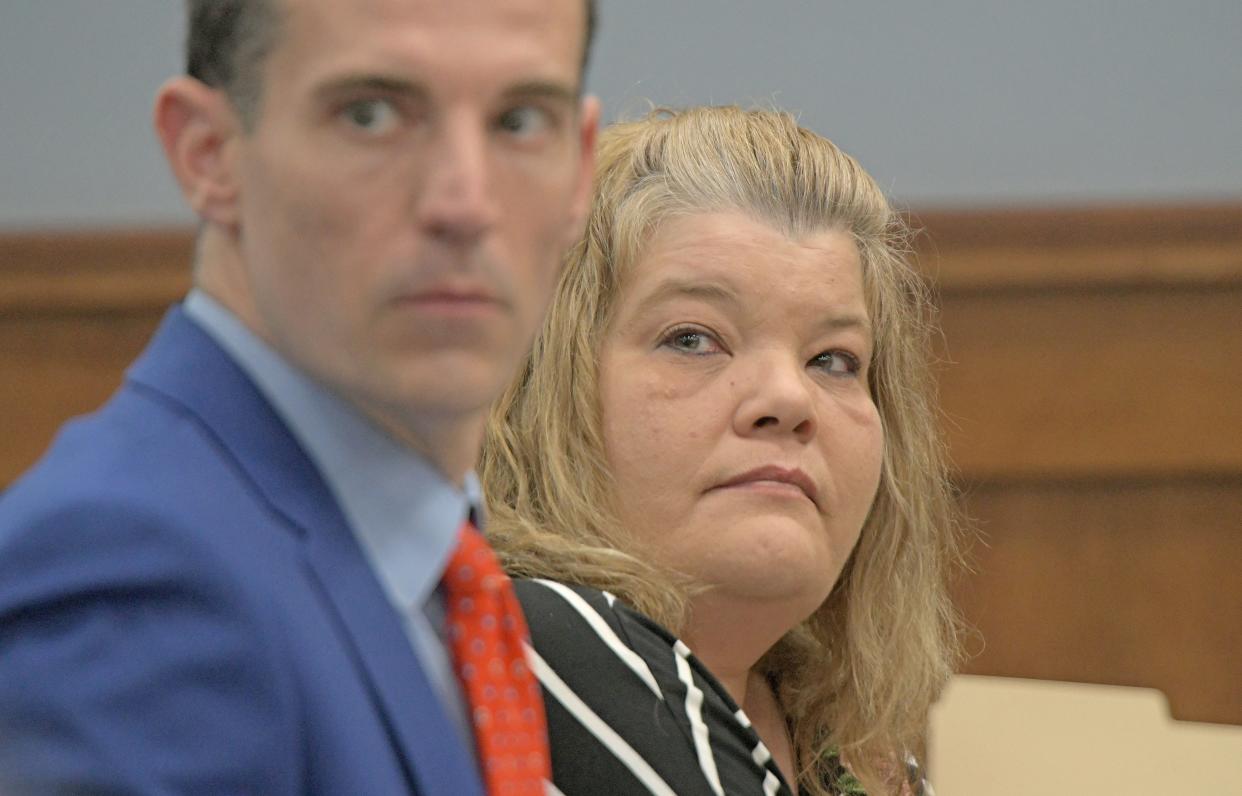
[565,94,601,246]
[153,76,244,229]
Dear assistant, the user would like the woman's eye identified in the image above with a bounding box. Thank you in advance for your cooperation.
[497,105,553,139]
[341,98,399,134]
[810,350,861,376]
[661,328,722,355]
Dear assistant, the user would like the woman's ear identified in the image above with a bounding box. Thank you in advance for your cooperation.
[153,76,244,230]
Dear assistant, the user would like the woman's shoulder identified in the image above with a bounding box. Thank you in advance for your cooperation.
[513,577,795,795]
[512,577,695,694]
[513,578,688,659]
[512,578,620,627]
[512,578,663,690]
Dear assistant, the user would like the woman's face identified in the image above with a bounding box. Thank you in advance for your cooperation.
[598,211,883,616]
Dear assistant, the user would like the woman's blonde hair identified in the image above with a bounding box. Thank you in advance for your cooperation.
[481,106,962,795]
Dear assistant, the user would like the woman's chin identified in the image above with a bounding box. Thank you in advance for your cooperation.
[690,516,847,602]
[689,558,842,632]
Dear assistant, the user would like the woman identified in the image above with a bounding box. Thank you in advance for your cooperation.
[481,107,961,795]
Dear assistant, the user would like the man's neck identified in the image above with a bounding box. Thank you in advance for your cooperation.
[355,402,483,489]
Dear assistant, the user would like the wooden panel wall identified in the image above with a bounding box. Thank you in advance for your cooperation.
[1,231,192,487]
[912,205,1242,725]
[3,205,1241,724]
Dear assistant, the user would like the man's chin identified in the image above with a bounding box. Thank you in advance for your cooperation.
[386,363,509,420]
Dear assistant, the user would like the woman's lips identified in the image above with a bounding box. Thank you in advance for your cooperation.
[710,465,819,508]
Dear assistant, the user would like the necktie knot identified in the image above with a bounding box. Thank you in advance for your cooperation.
[445,529,509,594]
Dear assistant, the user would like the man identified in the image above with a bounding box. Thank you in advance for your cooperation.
[0,0,598,792]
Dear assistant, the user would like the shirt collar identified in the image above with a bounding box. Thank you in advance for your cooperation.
[183,289,479,610]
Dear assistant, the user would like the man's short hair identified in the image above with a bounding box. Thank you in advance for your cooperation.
[185,0,599,128]
[185,0,280,126]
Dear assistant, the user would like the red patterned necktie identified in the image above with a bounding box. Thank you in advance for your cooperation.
[442,521,550,795]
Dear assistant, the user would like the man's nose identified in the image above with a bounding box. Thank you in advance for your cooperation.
[416,120,500,246]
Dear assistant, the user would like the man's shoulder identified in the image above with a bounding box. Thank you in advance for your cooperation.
[0,393,309,794]
[0,378,307,706]
[0,375,301,610]
[3,382,249,534]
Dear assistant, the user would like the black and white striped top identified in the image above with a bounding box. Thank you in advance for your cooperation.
[515,578,795,796]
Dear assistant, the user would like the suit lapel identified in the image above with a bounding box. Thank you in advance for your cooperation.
[127,307,485,796]
[299,514,485,796]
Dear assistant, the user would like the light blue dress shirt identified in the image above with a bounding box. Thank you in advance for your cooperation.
[183,290,475,743]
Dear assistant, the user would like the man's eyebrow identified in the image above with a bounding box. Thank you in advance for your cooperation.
[310,76,578,109]
[499,80,580,106]
[312,74,430,103]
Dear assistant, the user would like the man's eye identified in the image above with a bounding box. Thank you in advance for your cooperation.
[341,99,399,134]
[496,106,552,139]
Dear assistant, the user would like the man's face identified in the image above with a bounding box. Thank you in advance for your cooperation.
[222,0,595,465]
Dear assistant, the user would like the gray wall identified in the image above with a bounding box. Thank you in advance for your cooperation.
[2,0,1240,230]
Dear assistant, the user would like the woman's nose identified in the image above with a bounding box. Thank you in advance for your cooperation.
[732,356,817,443]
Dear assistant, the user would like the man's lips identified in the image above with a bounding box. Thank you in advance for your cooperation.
[710,465,820,508]
[396,287,504,309]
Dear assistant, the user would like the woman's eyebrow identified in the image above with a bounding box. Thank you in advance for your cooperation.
[634,277,740,313]
[817,313,872,335]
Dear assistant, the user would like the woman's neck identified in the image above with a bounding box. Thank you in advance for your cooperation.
[679,590,796,699]
[741,671,798,791]
[680,596,800,789]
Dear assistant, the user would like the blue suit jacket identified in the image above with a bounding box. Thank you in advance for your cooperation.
[0,308,486,795]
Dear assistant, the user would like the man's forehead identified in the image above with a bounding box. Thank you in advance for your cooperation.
[273,0,588,77]
[280,0,585,38]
